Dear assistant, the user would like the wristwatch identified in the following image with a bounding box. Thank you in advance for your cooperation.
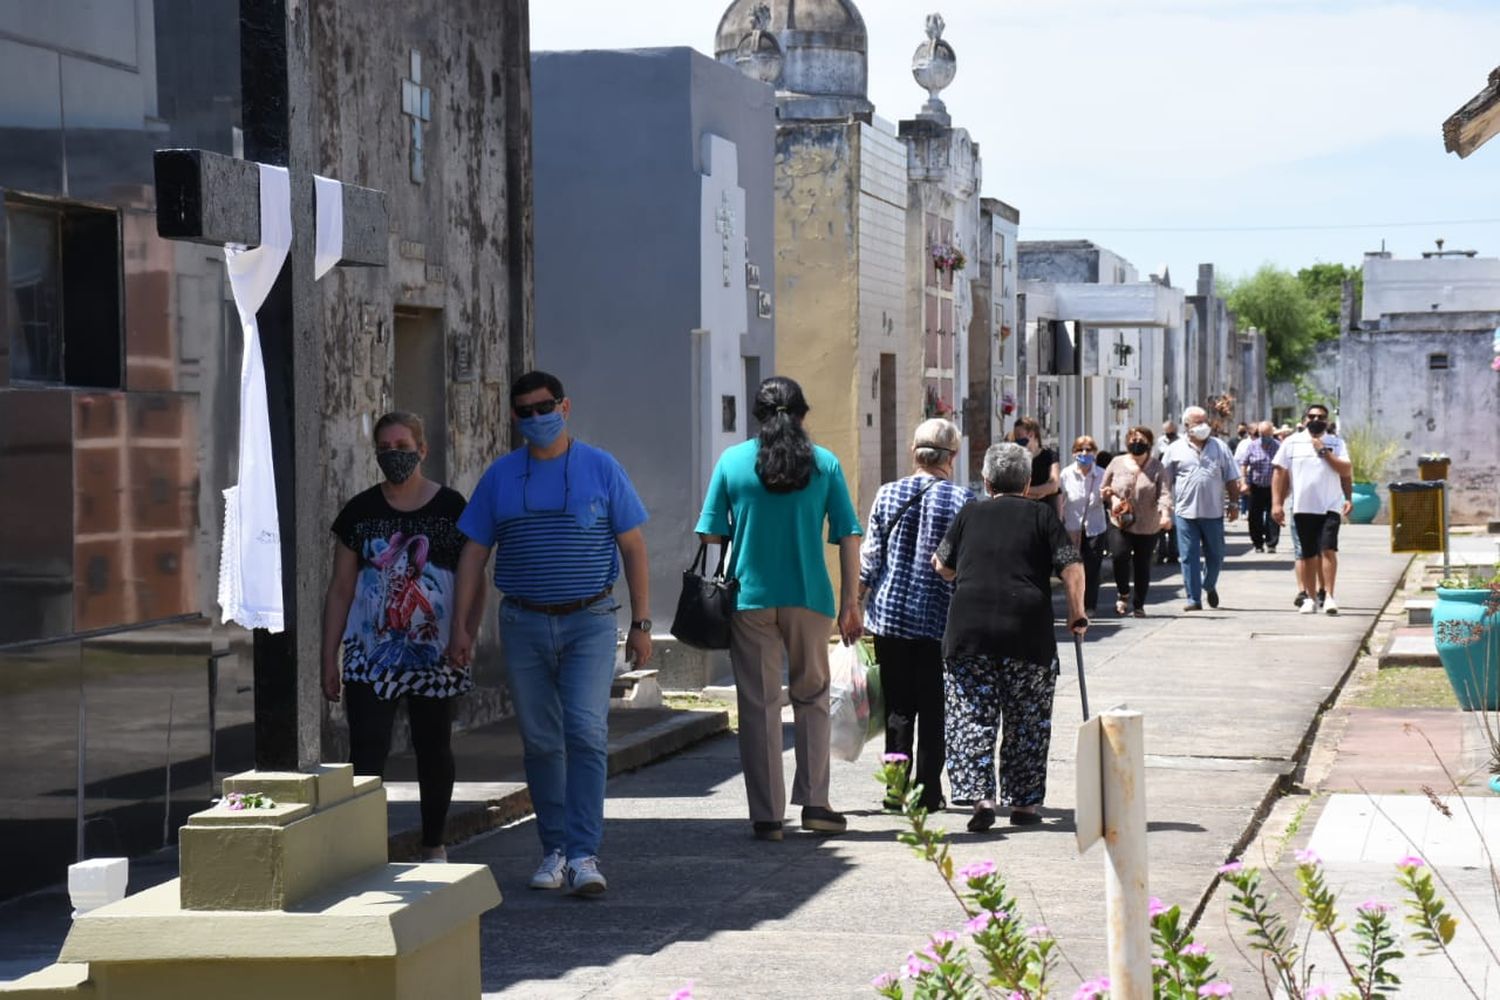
[630,619,652,633]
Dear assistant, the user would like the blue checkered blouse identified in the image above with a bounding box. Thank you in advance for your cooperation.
[859,474,974,640]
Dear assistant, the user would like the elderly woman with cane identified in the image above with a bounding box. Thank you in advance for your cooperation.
[933,443,1088,833]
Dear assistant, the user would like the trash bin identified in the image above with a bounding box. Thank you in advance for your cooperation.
[1389,480,1446,553]
[1418,456,1451,482]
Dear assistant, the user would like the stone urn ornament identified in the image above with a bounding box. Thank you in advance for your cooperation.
[735,3,784,86]
[912,12,957,123]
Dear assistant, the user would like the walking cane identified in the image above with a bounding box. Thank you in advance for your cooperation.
[1072,625,1090,721]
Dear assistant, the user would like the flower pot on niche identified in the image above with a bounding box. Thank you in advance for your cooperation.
[1349,481,1381,524]
[1432,587,1500,711]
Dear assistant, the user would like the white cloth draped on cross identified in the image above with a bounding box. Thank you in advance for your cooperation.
[216,166,346,632]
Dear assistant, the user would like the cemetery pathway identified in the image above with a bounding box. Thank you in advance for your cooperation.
[462,522,1411,999]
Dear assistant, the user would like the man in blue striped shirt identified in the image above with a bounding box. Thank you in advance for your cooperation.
[448,371,651,898]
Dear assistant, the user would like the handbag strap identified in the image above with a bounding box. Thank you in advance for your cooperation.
[690,540,732,580]
[882,479,938,548]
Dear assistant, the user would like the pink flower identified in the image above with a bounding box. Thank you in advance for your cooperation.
[1198,983,1234,997]
[959,859,997,880]
[1216,860,1244,874]
[1183,943,1208,957]
[668,986,693,1000]
[1295,848,1321,865]
[1027,924,1051,939]
[883,753,911,764]
[1491,355,1500,372]
[1358,899,1392,915]
[871,972,897,990]
[1397,854,1425,869]
[1073,976,1111,1000]
[1149,896,1168,918]
[930,929,959,946]
[902,953,935,979]
[965,912,995,934]
[1306,987,1332,999]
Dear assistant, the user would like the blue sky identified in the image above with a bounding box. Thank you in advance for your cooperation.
[530,0,1500,285]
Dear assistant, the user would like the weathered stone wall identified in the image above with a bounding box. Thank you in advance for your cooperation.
[1339,322,1500,525]
[775,122,861,582]
[310,0,533,742]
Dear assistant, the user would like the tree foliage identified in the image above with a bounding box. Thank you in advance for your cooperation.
[1297,262,1363,342]
[1224,265,1324,381]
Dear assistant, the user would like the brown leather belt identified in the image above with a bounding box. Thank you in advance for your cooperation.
[508,586,613,617]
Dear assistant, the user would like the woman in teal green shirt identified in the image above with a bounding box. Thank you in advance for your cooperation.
[696,377,864,842]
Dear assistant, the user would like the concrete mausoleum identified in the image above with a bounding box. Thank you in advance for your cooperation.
[1338,248,1500,524]
[530,47,775,682]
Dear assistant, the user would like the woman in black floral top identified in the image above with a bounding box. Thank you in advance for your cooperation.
[320,411,478,861]
[933,443,1088,834]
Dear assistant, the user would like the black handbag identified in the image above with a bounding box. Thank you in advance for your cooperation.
[670,541,739,651]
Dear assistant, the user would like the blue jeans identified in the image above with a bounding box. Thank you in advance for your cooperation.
[499,598,619,861]
[1174,515,1226,605]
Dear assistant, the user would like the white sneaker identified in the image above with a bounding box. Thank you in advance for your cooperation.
[1323,596,1339,616]
[528,849,566,890]
[1299,599,1318,615]
[565,855,607,897]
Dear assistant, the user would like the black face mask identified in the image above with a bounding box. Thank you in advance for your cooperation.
[1305,419,1328,436]
[377,449,421,485]
[1014,436,1030,448]
[1128,441,1150,456]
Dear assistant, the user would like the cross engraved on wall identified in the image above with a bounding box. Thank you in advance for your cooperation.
[401,48,433,184]
[716,191,737,287]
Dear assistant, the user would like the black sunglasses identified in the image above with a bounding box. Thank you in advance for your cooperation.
[514,397,562,419]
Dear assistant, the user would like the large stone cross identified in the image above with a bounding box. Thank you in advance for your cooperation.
[152,0,388,772]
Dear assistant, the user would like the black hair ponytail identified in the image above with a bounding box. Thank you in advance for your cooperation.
[752,376,814,493]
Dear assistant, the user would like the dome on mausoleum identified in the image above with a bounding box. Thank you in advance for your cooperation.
[715,0,875,121]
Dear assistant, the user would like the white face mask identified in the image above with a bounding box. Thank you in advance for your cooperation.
[1188,423,1212,441]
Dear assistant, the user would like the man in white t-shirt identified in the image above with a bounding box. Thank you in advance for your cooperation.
[1272,403,1353,616]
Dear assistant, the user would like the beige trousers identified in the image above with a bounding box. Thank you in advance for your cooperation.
[728,606,834,823]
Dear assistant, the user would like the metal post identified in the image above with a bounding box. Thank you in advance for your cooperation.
[1102,709,1150,999]
[1442,481,1451,579]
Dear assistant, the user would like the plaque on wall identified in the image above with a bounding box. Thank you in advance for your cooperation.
[452,338,476,383]
[745,262,761,289]
[757,291,773,319]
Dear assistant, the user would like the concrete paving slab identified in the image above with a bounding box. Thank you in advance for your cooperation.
[1380,626,1441,668]
[452,524,1409,998]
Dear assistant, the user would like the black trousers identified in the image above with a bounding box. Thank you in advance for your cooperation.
[1080,532,1104,612]
[1110,527,1158,610]
[1247,484,1280,549]
[873,635,945,810]
[345,681,456,848]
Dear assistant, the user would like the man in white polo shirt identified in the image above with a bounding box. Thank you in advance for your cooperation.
[1271,403,1352,616]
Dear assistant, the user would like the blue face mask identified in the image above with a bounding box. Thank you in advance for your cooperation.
[518,411,566,449]
[1075,453,1095,467]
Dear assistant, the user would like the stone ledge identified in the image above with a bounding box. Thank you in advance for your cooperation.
[58,864,499,962]
[1377,626,1441,669]
[0,962,92,996]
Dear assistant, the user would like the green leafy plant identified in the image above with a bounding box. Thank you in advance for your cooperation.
[1342,424,1400,484]
[869,756,1229,999]
[1218,850,1462,999]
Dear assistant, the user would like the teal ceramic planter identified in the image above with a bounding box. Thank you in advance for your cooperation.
[1433,588,1500,710]
[1490,774,1500,795]
[1349,481,1380,524]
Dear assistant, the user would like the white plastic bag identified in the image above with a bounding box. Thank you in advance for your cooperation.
[828,639,883,762]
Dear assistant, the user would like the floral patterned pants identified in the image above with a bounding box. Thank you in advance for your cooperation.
[944,654,1058,807]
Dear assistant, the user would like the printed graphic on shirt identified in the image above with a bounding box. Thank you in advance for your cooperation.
[332,486,473,700]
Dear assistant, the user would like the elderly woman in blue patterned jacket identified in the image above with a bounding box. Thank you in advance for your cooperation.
[934,442,1088,833]
[859,419,973,812]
